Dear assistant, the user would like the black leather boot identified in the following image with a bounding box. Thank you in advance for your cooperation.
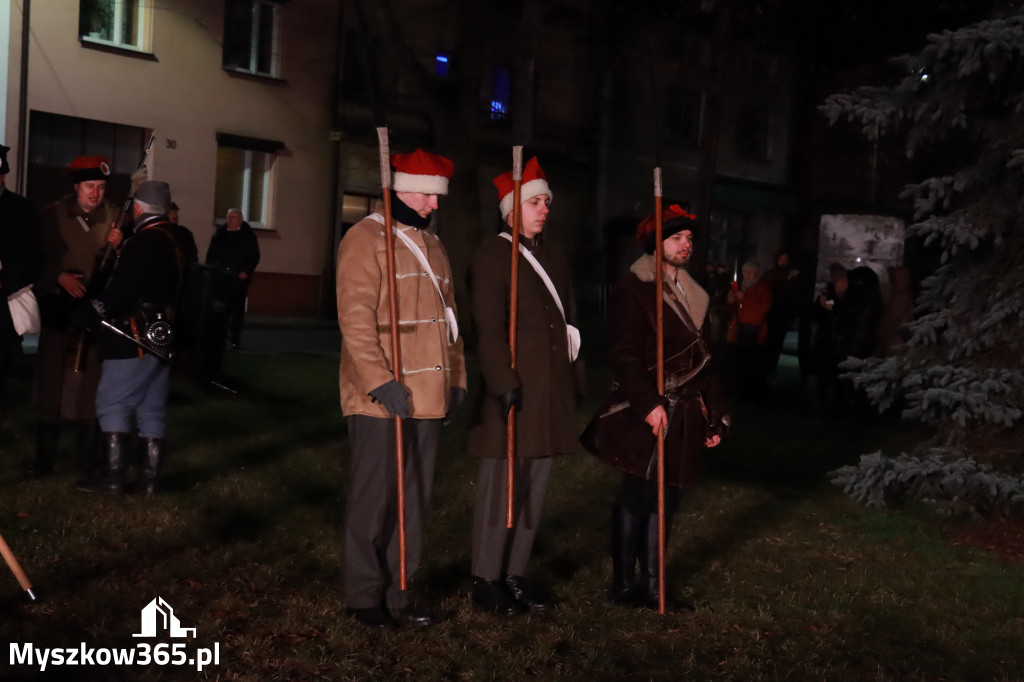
[77,432,127,496]
[637,512,694,613]
[610,502,641,605]
[139,438,163,499]
[29,422,61,477]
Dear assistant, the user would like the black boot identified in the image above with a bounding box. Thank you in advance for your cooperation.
[139,438,163,499]
[78,432,127,496]
[29,422,61,477]
[74,420,101,479]
[637,512,694,613]
[610,502,642,605]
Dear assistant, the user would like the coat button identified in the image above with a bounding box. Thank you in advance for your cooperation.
[435,365,441,371]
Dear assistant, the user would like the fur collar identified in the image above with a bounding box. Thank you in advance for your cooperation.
[629,254,709,329]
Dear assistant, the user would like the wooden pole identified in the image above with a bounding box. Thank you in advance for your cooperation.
[653,167,666,615]
[376,126,408,590]
[0,531,36,600]
[506,147,524,529]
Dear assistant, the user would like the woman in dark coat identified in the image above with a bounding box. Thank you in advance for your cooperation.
[582,206,727,612]
[466,157,578,616]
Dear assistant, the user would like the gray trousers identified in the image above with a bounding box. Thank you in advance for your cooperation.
[344,415,441,609]
[471,456,553,580]
[96,355,171,438]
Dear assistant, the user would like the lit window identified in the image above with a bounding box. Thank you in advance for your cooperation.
[78,0,147,50]
[435,53,450,77]
[223,0,280,77]
[215,135,282,229]
[489,67,511,121]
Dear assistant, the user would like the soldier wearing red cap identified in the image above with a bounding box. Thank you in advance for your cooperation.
[581,206,729,612]
[335,149,466,629]
[29,156,121,477]
[466,157,579,615]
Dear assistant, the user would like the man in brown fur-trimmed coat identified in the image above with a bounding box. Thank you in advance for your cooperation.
[466,157,579,616]
[336,150,466,630]
[581,205,729,613]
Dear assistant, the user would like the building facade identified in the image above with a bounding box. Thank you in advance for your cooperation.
[2,0,340,316]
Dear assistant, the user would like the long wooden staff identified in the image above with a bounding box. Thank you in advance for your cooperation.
[376,126,408,590]
[653,167,667,615]
[0,530,36,600]
[506,147,524,528]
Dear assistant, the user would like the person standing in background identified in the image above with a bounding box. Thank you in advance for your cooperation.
[205,208,259,350]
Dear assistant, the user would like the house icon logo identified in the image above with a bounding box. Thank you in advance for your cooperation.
[133,597,197,638]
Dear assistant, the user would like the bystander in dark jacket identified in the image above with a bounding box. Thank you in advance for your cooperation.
[205,209,259,349]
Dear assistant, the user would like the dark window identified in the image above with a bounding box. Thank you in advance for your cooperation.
[435,53,450,77]
[735,104,772,161]
[489,67,512,121]
[223,0,279,76]
[664,88,702,148]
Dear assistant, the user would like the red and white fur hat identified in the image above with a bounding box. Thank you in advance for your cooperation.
[392,149,454,196]
[493,156,553,220]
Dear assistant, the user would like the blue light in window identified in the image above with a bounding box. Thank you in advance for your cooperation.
[436,53,450,77]
[490,67,511,120]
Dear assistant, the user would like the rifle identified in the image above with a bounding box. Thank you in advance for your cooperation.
[70,134,156,373]
[98,319,237,395]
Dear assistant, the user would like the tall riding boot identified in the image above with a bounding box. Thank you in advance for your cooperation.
[75,420,101,479]
[29,422,61,477]
[637,512,694,613]
[77,432,127,496]
[139,438,163,499]
[610,502,642,605]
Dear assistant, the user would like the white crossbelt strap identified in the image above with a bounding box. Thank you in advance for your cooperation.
[499,232,580,361]
[368,213,458,344]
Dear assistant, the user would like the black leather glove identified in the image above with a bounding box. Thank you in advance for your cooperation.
[444,386,467,425]
[368,379,410,419]
[497,388,523,420]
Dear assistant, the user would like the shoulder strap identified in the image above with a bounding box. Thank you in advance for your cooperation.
[368,212,446,307]
[368,212,458,343]
[498,232,566,323]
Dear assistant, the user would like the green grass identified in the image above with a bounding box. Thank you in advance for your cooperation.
[1,352,1022,681]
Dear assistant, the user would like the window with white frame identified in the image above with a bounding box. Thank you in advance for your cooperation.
[223,0,280,77]
[78,0,148,51]
[214,135,281,230]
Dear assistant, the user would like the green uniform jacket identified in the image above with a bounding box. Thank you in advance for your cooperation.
[466,229,578,459]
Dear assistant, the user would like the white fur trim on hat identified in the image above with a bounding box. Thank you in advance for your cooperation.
[499,178,552,219]
[393,172,449,196]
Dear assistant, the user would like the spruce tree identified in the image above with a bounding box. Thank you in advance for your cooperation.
[822,10,1024,512]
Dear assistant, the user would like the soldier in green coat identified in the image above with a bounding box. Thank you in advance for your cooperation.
[466,157,579,616]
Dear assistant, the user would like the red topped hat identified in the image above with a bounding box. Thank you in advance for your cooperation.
[68,155,111,184]
[493,156,553,220]
[392,149,454,196]
[636,204,696,247]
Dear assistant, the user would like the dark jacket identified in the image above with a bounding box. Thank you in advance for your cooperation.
[205,222,260,277]
[0,186,44,340]
[92,215,183,360]
[466,229,578,459]
[583,256,723,488]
